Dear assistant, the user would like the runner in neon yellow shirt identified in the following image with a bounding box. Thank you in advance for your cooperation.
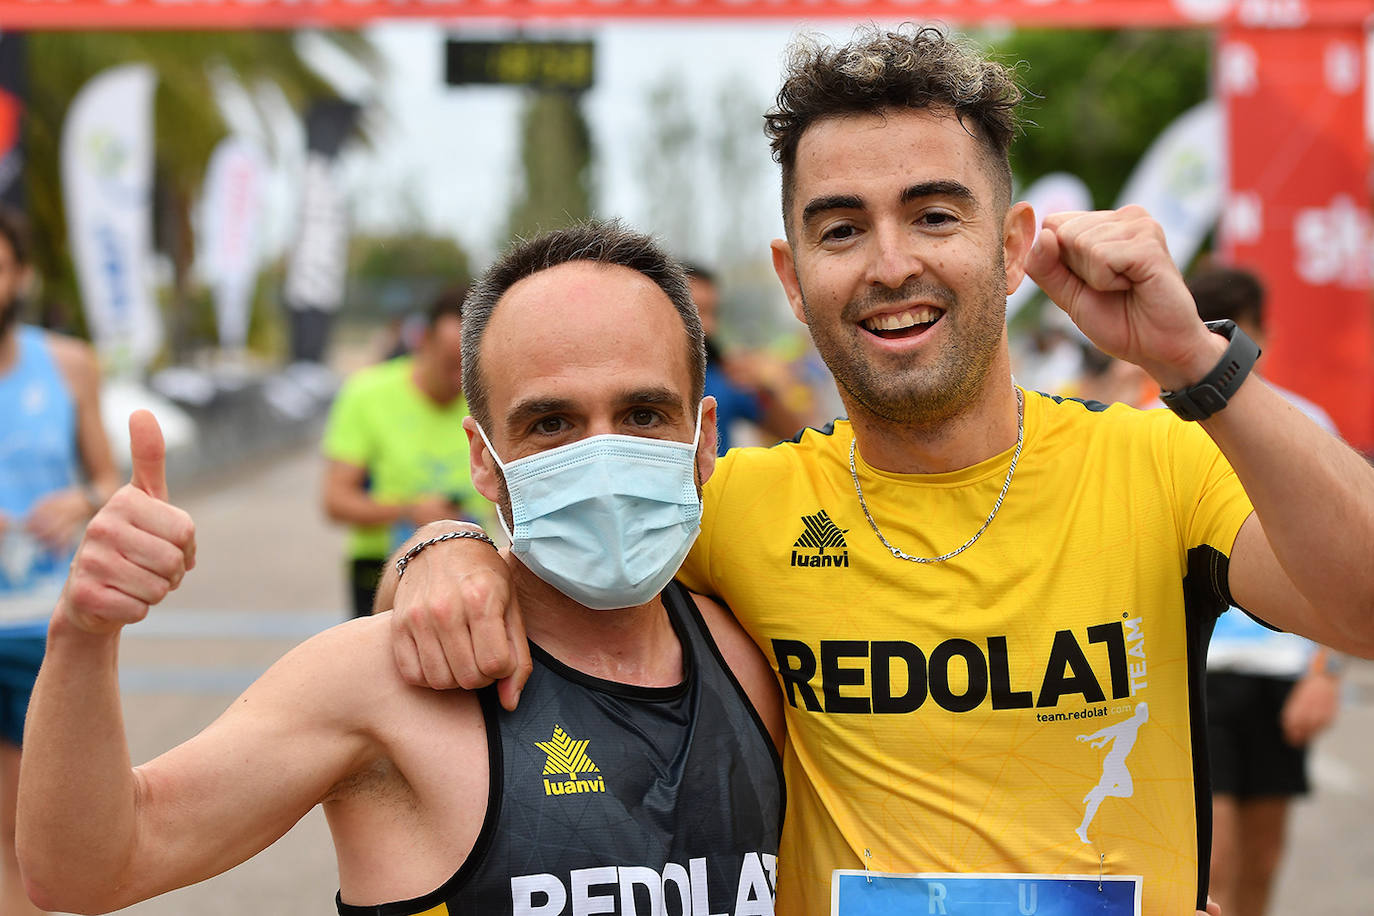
[323,288,489,616]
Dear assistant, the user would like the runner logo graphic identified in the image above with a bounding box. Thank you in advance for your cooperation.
[536,724,605,796]
[790,509,850,568]
[1075,701,1149,843]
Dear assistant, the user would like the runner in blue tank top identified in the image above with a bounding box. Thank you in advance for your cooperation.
[0,207,117,916]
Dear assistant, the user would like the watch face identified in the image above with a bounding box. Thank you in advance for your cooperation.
[1204,318,1238,339]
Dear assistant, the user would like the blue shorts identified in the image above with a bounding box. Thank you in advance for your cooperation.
[0,630,47,747]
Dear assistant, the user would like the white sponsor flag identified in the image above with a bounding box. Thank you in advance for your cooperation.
[1114,99,1225,270]
[283,152,349,314]
[199,136,269,351]
[1007,171,1093,322]
[61,64,162,376]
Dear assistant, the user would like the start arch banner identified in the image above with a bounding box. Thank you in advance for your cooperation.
[0,0,1369,29]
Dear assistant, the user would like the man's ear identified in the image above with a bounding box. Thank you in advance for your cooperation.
[771,239,808,325]
[464,416,502,503]
[1002,201,1037,297]
[695,396,718,486]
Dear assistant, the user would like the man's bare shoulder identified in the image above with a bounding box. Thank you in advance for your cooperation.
[690,593,784,751]
[300,614,493,904]
[102,613,491,910]
[690,593,755,658]
[41,330,100,389]
[232,613,490,806]
[244,613,484,745]
[273,615,483,703]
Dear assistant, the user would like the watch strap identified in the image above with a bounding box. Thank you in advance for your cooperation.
[1159,319,1261,422]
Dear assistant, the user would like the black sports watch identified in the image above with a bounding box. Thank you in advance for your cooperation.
[1159,319,1261,422]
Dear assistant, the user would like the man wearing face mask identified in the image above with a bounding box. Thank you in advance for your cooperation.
[17,221,784,916]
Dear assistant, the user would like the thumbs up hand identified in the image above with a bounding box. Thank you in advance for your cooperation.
[56,411,197,636]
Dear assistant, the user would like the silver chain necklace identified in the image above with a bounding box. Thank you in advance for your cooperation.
[849,387,1024,564]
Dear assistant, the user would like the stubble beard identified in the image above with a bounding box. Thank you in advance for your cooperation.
[802,256,1008,429]
[495,473,515,540]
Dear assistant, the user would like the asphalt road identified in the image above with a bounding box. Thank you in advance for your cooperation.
[84,442,1374,915]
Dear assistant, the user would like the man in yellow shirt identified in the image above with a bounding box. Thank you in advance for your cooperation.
[379,25,1374,916]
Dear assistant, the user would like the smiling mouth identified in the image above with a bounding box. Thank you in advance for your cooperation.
[862,306,944,340]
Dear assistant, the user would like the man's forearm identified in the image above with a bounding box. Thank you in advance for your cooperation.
[18,616,141,910]
[1205,376,1374,650]
[324,488,411,528]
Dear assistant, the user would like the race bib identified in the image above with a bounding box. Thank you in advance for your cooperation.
[832,871,1142,915]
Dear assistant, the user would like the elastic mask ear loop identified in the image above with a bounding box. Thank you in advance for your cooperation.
[473,422,510,474]
[686,400,707,508]
[474,422,518,544]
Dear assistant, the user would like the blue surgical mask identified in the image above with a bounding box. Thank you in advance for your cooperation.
[476,406,704,610]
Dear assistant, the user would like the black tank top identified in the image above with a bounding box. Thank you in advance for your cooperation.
[337,581,784,916]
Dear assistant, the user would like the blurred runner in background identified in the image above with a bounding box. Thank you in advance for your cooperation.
[1189,264,1346,916]
[322,285,487,617]
[1063,343,1159,408]
[0,205,118,915]
[685,263,812,452]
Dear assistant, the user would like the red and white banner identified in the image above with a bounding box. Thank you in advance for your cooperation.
[1219,25,1372,449]
[1,0,1368,28]
[0,34,25,210]
[199,136,270,352]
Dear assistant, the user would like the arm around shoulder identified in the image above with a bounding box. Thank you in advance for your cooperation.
[381,520,531,710]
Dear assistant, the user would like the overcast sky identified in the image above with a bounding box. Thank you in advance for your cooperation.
[237,22,1374,286]
[294,20,877,267]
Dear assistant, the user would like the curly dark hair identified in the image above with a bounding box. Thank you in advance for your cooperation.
[460,219,705,431]
[766,25,1023,232]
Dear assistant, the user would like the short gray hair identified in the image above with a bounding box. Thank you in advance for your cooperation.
[461,220,706,431]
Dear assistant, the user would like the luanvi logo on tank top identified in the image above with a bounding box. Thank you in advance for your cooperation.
[790,508,850,568]
[535,724,606,796]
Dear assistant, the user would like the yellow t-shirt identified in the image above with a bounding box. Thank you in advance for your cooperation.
[678,390,1254,916]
